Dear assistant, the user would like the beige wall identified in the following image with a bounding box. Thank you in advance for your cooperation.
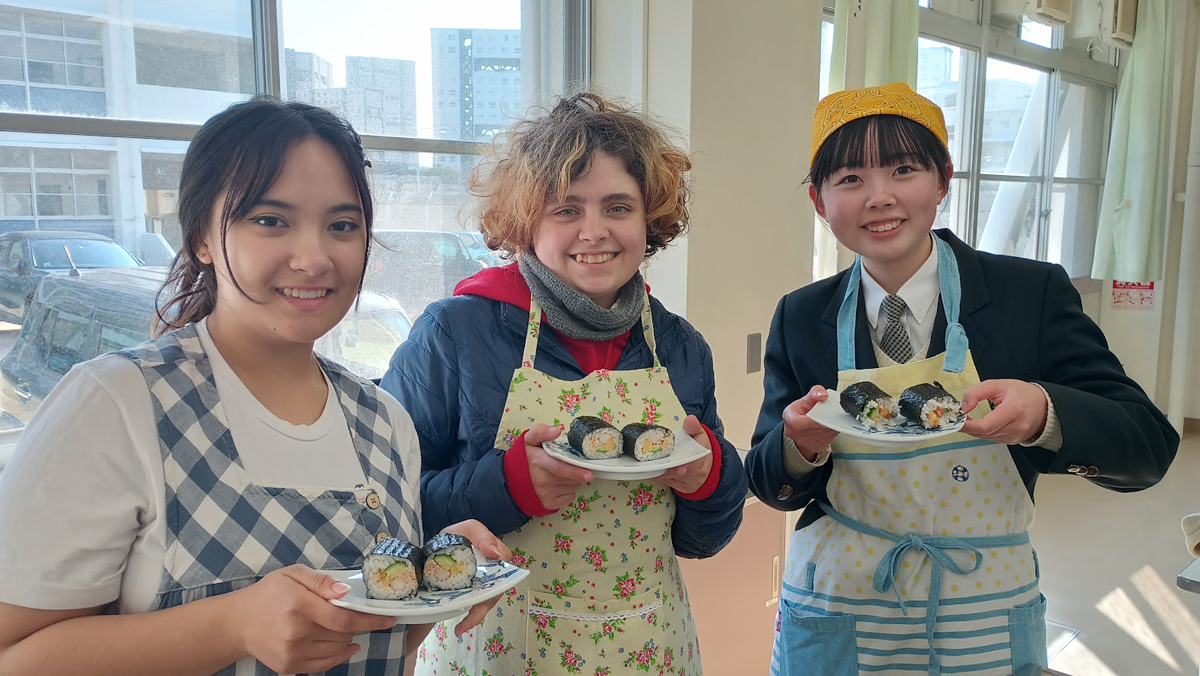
[594,0,824,449]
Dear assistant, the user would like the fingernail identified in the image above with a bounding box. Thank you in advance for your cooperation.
[332,582,351,594]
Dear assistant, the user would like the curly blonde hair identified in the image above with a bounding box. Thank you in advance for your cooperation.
[470,92,690,258]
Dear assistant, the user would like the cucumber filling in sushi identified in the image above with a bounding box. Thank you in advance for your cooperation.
[621,423,675,462]
[567,416,623,460]
[839,381,899,430]
[362,538,421,600]
[422,533,478,591]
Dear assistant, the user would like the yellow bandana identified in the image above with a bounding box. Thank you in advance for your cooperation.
[810,82,948,165]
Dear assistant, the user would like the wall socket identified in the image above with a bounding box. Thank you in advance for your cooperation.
[747,333,762,374]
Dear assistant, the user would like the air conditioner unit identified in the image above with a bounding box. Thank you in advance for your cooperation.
[1106,0,1137,46]
[1030,0,1071,24]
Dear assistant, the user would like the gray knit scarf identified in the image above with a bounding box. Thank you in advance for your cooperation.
[518,254,646,340]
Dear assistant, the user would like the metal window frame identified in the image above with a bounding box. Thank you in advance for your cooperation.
[920,0,1117,258]
[0,1,591,156]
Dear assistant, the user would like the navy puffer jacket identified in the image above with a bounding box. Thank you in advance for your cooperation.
[380,288,748,559]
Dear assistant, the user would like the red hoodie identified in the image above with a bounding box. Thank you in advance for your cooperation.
[454,264,723,515]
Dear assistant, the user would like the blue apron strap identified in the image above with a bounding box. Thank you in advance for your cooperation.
[935,236,969,373]
[835,236,970,374]
[836,258,863,371]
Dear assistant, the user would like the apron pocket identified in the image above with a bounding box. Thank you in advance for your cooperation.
[527,586,668,673]
[777,599,858,676]
[1008,594,1049,671]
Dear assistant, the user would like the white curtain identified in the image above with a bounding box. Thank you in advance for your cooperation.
[814,0,921,279]
[1091,0,1176,282]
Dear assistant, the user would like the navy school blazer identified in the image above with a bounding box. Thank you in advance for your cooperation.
[746,229,1179,530]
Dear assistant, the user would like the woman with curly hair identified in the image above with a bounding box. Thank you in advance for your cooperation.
[380,92,747,675]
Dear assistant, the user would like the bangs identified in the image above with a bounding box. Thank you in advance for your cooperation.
[809,115,951,191]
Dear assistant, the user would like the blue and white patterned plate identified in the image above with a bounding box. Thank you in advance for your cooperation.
[324,559,529,622]
[806,388,967,448]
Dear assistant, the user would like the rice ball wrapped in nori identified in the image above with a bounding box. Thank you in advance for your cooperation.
[422,532,477,591]
[898,381,963,429]
[621,423,676,462]
[567,416,623,460]
[839,381,899,429]
[363,538,423,600]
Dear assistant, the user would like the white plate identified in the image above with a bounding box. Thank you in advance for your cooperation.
[325,558,529,623]
[806,388,967,448]
[542,425,711,480]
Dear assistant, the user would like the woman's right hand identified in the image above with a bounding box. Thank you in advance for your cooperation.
[782,385,840,462]
[524,423,594,510]
[227,565,397,674]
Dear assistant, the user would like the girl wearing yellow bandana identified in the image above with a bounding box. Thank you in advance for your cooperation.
[747,82,1178,675]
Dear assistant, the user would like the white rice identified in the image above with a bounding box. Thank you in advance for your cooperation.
[855,397,899,430]
[920,397,963,429]
[363,555,419,600]
[630,428,675,461]
[423,546,477,590]
[581,427,622,460]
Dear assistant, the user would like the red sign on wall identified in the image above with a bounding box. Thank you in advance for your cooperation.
[1111,281,1154,310]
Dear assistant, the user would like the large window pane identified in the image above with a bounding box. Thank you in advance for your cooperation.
[282,0,524,141]
[1053,79,1110,180]
[918,38,977,170]
[982,59,1049,176]
[0,2,254,122]
[976,179,1040,259]
[1046,182,1100,278]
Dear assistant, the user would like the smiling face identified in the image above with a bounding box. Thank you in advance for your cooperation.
[198,138,367,348]
[811,160,948,282]
[531,151,648,307]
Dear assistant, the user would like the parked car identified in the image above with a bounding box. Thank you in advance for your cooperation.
[0,268,411,427]
[0,231,143,324]
[453,231,506,267]
[365,230,485,320]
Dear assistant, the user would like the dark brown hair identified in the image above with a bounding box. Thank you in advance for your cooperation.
[808,114,953,194]
[154,96,373,336]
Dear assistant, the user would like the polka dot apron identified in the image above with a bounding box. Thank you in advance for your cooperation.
[415,293,702,676]
[771,237,1047,676]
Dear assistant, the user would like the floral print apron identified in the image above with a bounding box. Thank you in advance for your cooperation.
[415,293,703,676]
[770,238,1047,676]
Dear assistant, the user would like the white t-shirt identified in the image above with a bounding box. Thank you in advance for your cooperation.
[0,319,421,614]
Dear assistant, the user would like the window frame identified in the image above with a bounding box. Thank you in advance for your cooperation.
[0,0,591,467]
[918,0,1118,268]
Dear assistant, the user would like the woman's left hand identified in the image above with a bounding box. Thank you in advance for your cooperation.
[440,519,512,637]
[961,379,1049,445]
[660,415,714,495]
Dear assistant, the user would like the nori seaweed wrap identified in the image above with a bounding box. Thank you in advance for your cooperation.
[566,416,623,460]
[363,537,423,599]
[839,381,899,429]
[620,423,676,461]
[422,533,477,591]
[898,381,963,429]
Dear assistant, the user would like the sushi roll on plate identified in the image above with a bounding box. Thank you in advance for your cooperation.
[899,381,963,430]
[422,533,478,591]
[362,538,422,600]
[621,423,676,462]
[839,381,899,430]
[566,416,623,460]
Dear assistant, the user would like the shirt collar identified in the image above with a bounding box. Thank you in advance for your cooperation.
[861,234,940,329]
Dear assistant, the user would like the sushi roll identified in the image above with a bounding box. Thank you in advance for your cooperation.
[839,381,899,429]
[566,416,623,460]
[898,381,963,429]
[422,533,477,591]
[362,538,422,600]
[621,423,676,462]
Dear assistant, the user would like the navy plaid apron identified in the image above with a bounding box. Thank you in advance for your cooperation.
[117,325,421,676]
